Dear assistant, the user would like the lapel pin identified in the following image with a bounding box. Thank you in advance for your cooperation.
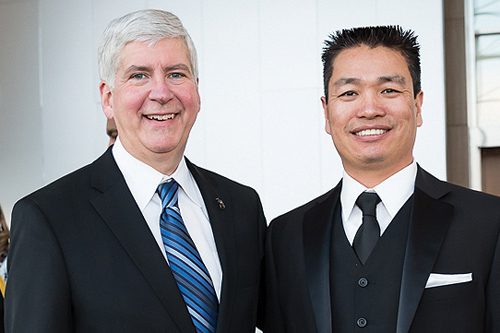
[215,197,225,210]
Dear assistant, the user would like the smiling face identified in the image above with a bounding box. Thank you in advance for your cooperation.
[322,45,423,186]
[100,37,200,174]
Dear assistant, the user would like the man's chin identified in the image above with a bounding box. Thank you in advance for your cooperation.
[147,140,187,156]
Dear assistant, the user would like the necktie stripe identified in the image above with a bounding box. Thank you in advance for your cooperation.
[160,213,212,276]
[167,253,214,287]
[176,283,218,321]
[163,223,193,244]
[166,255,216,298]
[161,216,212,279]
[161,232,206,268]
[188,308,215,332]
[165,207,183,222]
[173,272,218,310]
[157,180,218,333]
[187,307,216,331]
[159,191,176,208]
[162,212,184,230]
[162,211,198,249]
[162,230,209,272]
[167,254,210,285]
[164,223,193,241]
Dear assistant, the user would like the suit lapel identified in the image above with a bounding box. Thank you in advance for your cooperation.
[302,183,341,333]
[89,150,194,333]
[186,159,237,333]
[396,167,453,333]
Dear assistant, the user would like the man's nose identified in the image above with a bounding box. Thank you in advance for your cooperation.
[358,93,385,118]
[149,77,174,104]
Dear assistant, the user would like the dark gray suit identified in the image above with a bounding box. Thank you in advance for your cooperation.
[265,167,500,332]
[6,148,266,332]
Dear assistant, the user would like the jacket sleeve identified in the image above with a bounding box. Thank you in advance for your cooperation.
[255,193,267,332]
[486,225,500,332]
[263,221,285,333]
[5,198,73,333]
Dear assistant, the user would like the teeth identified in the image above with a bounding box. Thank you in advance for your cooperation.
[147,114,175,121]
[355,129,387,136]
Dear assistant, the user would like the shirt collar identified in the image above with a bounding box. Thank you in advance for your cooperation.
[163,157,205,212]
[341,161,417,222]
[374,161,417,218]
[112,138,204,211]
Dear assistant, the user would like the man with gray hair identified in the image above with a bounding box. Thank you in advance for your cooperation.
[6,9,265,332]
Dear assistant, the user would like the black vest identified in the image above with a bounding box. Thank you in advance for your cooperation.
[330,197,413,332]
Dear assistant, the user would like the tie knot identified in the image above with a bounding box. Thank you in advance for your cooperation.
[356,192,381,217]
[157,179,179,209]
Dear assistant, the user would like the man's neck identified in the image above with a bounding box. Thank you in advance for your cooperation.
[344,161,414,188]
[117,138,184,176]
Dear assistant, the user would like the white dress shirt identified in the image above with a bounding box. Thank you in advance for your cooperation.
[341,161,417,245]
[112,138,222,299]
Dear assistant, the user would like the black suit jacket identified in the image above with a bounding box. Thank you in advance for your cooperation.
[5,149,266,332]
[265,167,500,332]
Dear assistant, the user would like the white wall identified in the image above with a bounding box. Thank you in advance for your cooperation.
[0,0,44,222]
[0,0,446,223]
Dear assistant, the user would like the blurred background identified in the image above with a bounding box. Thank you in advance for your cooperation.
[0,0,499,224]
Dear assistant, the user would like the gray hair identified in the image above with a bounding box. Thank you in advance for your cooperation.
[98,9,198,88]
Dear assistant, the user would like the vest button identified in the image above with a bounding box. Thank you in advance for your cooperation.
[358,277,368,287]
[357,317,368,328]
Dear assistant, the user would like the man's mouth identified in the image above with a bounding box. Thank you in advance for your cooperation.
[354,128,387,137]
[146,114,176,121]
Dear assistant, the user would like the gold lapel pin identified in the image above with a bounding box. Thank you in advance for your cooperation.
[215,198,225,209]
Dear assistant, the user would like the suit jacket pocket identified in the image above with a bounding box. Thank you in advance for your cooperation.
[420,278,476,303]
[411,279,484,332]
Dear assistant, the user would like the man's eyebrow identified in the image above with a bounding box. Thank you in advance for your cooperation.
[378,75,406,85]
[123,64,192,74]
[164,64,191,72]
[122,65,152,75]
[333,75,407,88]
[332,77,360,88]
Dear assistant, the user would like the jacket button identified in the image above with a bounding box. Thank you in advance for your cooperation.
[357,317,367,328]
[358,277,368,287]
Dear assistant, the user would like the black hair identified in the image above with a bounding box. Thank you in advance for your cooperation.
[322,26,421,101]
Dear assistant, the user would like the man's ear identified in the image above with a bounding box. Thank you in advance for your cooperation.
[99,81,114,119]
[415,90,424,127]
[321,96,332,135]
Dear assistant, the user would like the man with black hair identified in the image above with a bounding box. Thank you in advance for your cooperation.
[265,26,500,333]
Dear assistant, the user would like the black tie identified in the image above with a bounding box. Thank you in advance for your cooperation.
[353,192,381,264]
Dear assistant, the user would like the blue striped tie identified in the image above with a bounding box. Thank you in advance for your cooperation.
[157,179,218,333]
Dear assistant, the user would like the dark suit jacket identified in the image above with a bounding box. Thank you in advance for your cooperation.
[265,167,500,333]
[0,294,3,333]
[5,148,266,332]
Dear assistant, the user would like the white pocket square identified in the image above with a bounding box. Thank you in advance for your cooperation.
[425,273,472,289]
